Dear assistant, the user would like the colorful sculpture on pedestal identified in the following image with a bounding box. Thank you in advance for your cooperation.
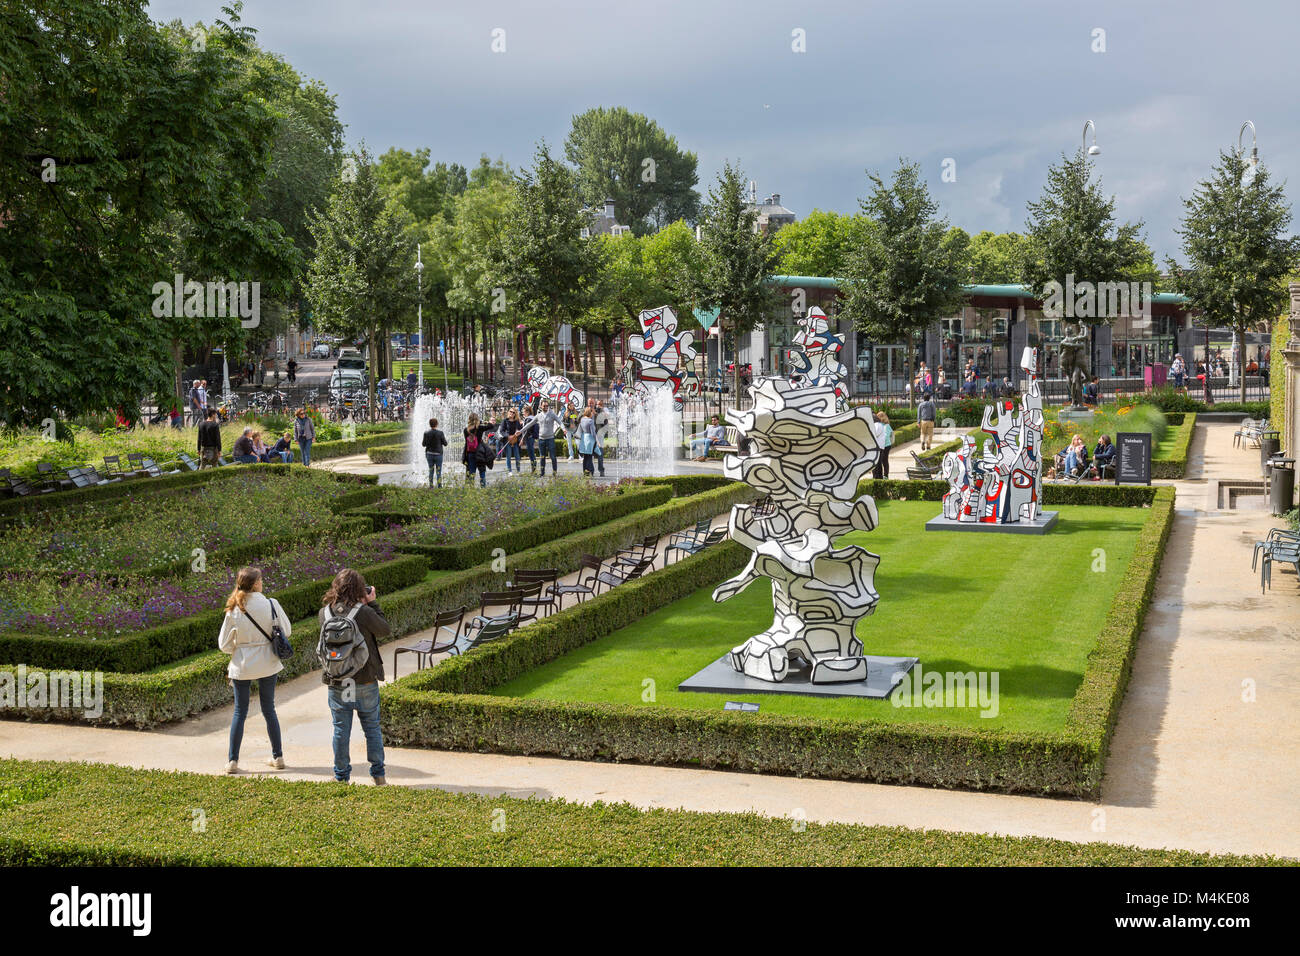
[787,306,848,409]
[712,378,883,684]
[941,348,1044,524]
[627,306,699,410]
[526,366,584,412]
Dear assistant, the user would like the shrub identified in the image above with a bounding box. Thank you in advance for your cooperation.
[1152,413,1196,479]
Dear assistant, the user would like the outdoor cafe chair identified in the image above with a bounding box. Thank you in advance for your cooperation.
[460,613,518,654]
[553,555,606,609]
[592,555,654,595]
[512,569,559,618]
[613,534,660,572]
[465,589,524,637]
[665,520,712,565]
[392,605,466,678]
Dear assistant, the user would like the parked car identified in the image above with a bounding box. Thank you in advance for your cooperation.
[309,343,331,359]
[329,369,366,399]
[336,348,367,374]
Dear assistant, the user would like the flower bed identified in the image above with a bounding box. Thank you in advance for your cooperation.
[0,469,365,575]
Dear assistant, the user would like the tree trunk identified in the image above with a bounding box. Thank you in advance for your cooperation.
[602,333,616,385]
[367,328,377,423]
[1238,324,1248,405]
[907,330,916,408]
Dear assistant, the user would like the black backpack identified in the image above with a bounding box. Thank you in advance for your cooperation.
[317,605,369,685]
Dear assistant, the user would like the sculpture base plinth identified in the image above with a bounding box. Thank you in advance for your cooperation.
[925,511,1059,534]
[678,654,918,700]
[1057,408,1095,423]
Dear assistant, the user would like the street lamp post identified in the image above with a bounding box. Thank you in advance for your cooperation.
[415,245,424,389]
[1230,122,1259,392]
[1083,119,1100,157]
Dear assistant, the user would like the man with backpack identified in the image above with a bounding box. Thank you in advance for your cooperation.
[317,569,391,785]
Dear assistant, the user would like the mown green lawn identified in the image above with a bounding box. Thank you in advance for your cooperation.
[0,760,1282,866]
[492,501,1149,734]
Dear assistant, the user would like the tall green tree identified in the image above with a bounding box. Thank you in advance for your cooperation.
[840,160,970,406]
[771,209,871,278]
[0,1,297,426]
[500,142,600,370]
[1021,150,1152,315]
[966,230,1031,284]
[1168,149,1300,402]
[695,162,776,398]
[303,148,415,418]
[376,148,468,224]
[564,106,700,234]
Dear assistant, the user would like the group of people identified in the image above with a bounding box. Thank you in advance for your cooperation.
[420,397,615,488]
[1048,433,1115,481]
[219,565,390,784]
[194,407,318,468]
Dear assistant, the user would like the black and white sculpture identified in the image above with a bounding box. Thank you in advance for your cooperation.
[712,378,883,684]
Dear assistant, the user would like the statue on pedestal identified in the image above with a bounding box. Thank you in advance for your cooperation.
[1058,322,1090,409]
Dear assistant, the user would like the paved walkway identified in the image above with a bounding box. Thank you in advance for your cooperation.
[3,422,1297,858]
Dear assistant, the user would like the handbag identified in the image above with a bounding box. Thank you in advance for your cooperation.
[245,601,293,660]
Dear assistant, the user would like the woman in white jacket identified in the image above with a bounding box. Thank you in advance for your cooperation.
[218,567,290,773]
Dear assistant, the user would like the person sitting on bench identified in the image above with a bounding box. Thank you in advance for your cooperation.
[231,427,259,464]
[690,416,728,461]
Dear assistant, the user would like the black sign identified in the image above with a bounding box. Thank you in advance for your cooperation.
[1115,431,1152,485]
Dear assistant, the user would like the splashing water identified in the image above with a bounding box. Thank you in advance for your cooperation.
[607,386,678,477]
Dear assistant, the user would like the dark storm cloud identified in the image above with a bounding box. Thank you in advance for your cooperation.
[148,0,1299,261]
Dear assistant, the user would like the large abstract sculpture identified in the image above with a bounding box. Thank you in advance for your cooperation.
[627,306,699,411]
[787,306,849,409]
[712,378,883,684]
[526,365,584,412]
[941,348,1044,524]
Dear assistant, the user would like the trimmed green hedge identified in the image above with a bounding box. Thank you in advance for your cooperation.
[0,551,427,674]
[382,488,1176,797]
[366,442,409,464]
[1152,413,1196,479]
[377,484,673,568]
[312,431,412,461]
[852,477,1159,507]
[0,482,756,726]
[1,759,1278,866]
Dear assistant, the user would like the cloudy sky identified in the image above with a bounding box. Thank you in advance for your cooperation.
[148,0,1299,262]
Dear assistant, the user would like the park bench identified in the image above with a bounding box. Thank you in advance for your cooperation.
[392,605,466,678]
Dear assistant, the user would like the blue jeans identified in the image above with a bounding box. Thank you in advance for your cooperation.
[593,443,604,475]
[466,462,486,487]
[298,438,312,467]
[523,436,537,470]
[538,437,557,474]
[503,443,520,471]
[327,681,384,781]
[426,451,443,486]
[229,675,281,763]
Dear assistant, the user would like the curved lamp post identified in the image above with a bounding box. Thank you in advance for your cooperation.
[1083,120,1100,157]
[414,246,424,389]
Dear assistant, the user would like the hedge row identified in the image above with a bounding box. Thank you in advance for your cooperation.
[0,551,428,674]
[381,488,1176,797]
[1061,486,1177,792]
[851,477,1158,507]
[0,482,755,726]
[1152,413,1197,479]
[375,484,673,568]
[0,461,292,522]
[311,431,412,461]
[1,759,1275,866]
[367,442,409,464]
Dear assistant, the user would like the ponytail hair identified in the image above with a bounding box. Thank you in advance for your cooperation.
[225,567,263,613]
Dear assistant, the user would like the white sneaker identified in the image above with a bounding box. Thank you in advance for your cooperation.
[225,760,239,774]
[266,756,285,770]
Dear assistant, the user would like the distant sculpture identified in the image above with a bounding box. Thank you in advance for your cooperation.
[627,306,699,411]
[1058,322,1090,408]
[712,378,883,684]
[786,306,848,409]
[526,366,584,412]
[941,348,1044,524]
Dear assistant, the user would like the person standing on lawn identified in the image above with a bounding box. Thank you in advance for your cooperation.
[318,569,390,786]
[197,409,223,467]
[463,412,493,487]
[871,410,894,479]
[218,567,288,774]
[294,408,315,467]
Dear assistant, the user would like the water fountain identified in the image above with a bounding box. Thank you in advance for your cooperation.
[606,385,678,478]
